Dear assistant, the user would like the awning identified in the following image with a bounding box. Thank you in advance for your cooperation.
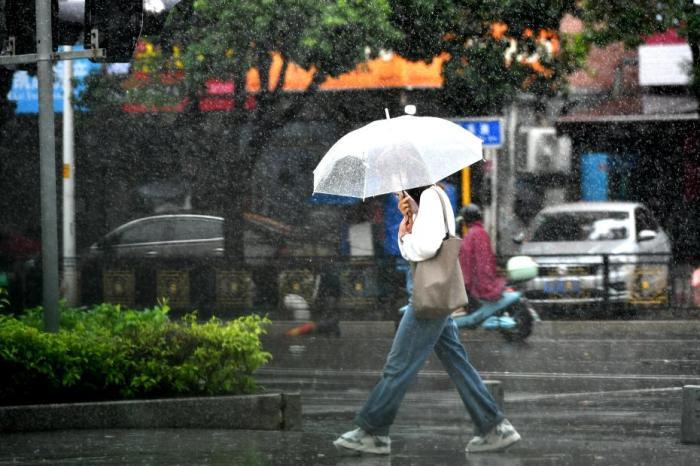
[557,95,699,125]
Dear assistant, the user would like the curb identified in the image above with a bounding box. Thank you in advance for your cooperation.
[256,367,700,397]
[257,369,505,408]
[265,319,700,340]
[0,393,301,433]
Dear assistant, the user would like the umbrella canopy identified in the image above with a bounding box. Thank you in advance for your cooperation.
[313,115,483,199]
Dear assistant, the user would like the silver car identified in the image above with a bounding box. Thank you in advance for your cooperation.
[87,214,318,261]
[517,202,672,308]
[89,214,227,259]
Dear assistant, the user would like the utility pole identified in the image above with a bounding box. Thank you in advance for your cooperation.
[62,45,78,306]
[36,0,60,332]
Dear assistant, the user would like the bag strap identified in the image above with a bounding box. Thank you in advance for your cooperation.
[432,186,450,240]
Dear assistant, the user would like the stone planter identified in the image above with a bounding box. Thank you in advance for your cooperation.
[0,393,301,433]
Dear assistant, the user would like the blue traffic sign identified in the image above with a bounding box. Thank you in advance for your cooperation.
[453,118,504,148]
[6,45,125,114]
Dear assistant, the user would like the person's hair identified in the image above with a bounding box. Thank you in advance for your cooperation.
[405,185,431,205]
[459,204,483,225]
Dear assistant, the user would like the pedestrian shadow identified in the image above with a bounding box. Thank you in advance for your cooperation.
[333,453,524,466]
[464,453,524,466]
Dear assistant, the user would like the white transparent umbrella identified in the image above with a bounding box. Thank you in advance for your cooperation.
[313,115,483,199]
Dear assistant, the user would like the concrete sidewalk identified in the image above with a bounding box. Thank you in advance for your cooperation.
[1,386,697,465]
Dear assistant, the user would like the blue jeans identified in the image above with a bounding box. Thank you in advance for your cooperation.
[354,305,504,436]
[396,258,413,314]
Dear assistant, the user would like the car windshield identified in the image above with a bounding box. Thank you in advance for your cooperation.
[530,211,630,242]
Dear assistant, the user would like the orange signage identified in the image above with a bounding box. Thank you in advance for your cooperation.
[245,52,447,92]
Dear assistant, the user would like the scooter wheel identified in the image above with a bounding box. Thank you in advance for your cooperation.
[499,300,533,342]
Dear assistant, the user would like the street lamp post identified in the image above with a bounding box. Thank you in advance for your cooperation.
[62,45,78,307]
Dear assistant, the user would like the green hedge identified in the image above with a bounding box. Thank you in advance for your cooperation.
[0,303,272,405]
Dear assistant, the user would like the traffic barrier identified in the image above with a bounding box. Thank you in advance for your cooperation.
[681,385,700,444]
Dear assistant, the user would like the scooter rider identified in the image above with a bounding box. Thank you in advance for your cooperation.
[457,204,505,313]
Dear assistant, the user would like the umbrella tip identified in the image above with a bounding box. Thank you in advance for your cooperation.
[384,108,390,119]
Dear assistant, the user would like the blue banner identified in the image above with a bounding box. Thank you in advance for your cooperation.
[6,45,124,114]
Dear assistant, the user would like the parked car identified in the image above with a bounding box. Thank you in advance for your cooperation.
[515,202,672,311]
[88,214,227,259]
[87,213,305,262]
[86,213,336,261]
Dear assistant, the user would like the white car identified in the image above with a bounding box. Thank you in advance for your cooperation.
[516,202,672,310]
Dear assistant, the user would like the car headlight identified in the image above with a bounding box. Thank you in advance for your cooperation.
[606,263,634,281]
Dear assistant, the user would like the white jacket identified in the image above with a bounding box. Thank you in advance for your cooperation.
[398,186,456,262]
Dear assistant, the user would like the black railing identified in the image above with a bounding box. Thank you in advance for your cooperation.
[499,252,698,314]
[2,253,698,318]
[77,255,409,320]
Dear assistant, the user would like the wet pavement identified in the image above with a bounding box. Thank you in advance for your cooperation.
[2,319,700,465]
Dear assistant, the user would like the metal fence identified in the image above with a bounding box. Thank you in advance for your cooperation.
[3,253,699,318]
[499,253,698,315]
[77,255,407,320]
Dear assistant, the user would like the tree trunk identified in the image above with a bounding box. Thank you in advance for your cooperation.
[221,65,325,263]
[222,72,250,261]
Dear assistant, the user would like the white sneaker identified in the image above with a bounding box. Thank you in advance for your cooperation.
[466,419,521,453]
[333,428,391,455]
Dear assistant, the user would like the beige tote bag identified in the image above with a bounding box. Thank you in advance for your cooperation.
[410,189,468,318]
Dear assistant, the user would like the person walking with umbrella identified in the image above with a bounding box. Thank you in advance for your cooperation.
[315,115,521,455]
[333,184,521,455]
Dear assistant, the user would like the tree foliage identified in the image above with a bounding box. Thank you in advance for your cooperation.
[173,0,400,81]
[83,0,577,125]
[389,0,578,115]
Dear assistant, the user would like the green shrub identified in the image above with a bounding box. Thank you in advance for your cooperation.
[0,286,9,313]
[0,303,271,405]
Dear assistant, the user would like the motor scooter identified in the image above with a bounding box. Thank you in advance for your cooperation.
[452,256,539,342]
[398,256,539,342]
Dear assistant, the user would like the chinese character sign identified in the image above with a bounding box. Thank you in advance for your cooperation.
[454,118,503,148]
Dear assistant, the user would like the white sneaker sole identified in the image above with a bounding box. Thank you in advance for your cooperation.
[466,432,521,453]
[333,437,391,455]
